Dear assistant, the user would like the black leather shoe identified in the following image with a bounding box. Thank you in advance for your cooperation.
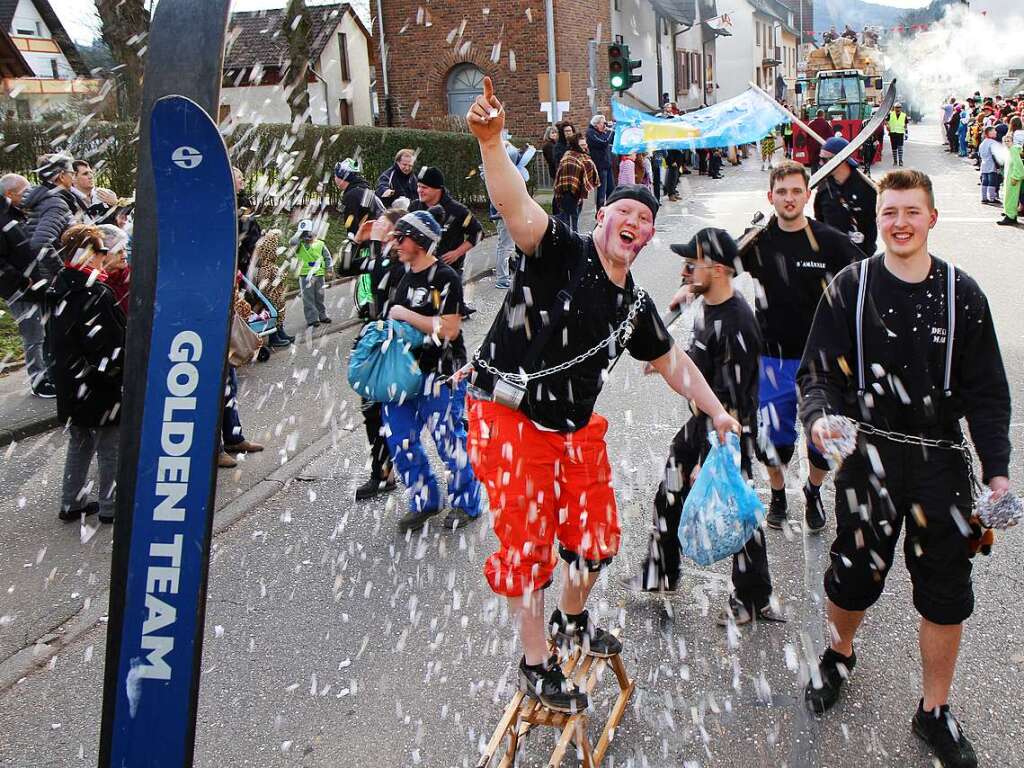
[59,501,99,522]
[397,507,441,533]
[355,475,397,500]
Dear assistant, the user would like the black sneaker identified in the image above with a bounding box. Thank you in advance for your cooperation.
[518,655,589,713]
[805,647,857,715]
[912,700,978,768]
[355,474,396,501]
[716,595,787,626]
[804,484,826,533]
[397,507,441,533]
[441,507,479,531]
[549,609,622,658]
[319,317,333,324]
[58,501,99,522]
[98,509,115,524]
[766,489,788,529]
[997,216,1019,226]
[31,380,57,399]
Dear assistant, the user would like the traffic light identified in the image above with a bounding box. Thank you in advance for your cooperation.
[608,43,627,91]
[607,43,643,93]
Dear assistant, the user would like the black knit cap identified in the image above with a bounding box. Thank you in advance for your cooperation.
[605,183,659,220]
[670,227,739,269]
[418,166,445,189]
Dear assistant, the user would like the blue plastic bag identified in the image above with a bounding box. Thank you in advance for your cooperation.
[347,319,425,403]
[679,432,766,567]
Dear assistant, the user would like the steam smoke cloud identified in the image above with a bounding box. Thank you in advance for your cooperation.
[884,5,1024,113]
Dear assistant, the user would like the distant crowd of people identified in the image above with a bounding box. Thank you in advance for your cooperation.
[942,92,1024,227]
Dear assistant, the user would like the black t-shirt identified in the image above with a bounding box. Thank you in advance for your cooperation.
[472,216,673,432]
[688,294,762,430]
[742,218,860,359]
[812,172,878,257]
[388,261,467,377]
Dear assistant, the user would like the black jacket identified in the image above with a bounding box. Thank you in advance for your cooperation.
[0,197,43,303]
[409,190,482,271]
[237,193,262,278]
[341,175,384,235]
[375,164,418,204]
[45,266,126,427]
[22,184,81,275]
[813,171,878,257]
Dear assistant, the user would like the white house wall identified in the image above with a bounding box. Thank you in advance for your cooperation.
[9,0,76,80]
[220,84,293,125]
[674,24,705,110]
[316,11,373,126]
[714,0,756,100]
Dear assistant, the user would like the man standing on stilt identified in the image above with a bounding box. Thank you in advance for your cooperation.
[462,78,739,713]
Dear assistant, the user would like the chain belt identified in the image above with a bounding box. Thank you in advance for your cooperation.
[472,288,647,388]
[852,420,980,498]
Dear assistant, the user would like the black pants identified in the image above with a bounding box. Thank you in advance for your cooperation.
[645,420,772,608]
[708,153,723,178]
[825,435,974,625]
[360,397,391,478]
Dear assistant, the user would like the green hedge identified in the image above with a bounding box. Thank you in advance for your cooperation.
[0,118,535,210]
[227,123,535,209]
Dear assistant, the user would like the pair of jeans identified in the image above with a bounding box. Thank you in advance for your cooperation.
[594,165,615,208]
[221,366,245,448]
[61,424,119,517]
[554,193,580,231]
[494,218,514,288]
[7,296,50,388]
[383,379,482,517]
[299,274,328,325]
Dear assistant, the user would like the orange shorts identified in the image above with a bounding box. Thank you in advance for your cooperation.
[467,398,621,598]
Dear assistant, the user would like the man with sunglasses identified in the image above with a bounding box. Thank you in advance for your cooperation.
[623,229,782,625]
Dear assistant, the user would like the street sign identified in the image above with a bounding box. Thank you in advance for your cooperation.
[537,72,571,103]
[98,1,235,766]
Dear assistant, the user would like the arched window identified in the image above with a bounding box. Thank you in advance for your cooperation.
[446,64,484,117]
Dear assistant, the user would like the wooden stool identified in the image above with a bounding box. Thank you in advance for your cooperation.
[476,644,635,768]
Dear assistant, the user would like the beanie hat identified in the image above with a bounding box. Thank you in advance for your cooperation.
[334,158,361,182]
[417,166,445,189]
[394,209,442,251]
[821,136,858,167]
[604,184,659,220]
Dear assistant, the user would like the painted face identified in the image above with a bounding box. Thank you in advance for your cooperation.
[768,172,809,222]
[877,188,936,258]
[595,198,655,268]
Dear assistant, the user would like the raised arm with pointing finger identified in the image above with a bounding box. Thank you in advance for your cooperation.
[467,77,549,254]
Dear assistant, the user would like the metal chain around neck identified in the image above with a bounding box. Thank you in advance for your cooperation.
[472,288,648,387]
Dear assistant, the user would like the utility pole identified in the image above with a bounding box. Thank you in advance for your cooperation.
[545,0,558,125]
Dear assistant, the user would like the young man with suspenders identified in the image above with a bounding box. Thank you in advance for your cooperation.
[799,170,1010,768]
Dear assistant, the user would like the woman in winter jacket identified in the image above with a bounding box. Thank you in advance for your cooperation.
[47,224,126,524]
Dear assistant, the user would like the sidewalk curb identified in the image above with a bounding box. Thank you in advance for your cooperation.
[0,429,340,694]
[0,414,62,448]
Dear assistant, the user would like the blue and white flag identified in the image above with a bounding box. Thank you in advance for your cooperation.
[612,88,792,153]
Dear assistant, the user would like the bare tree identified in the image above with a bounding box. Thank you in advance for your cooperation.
[95,0,149,119]
[282,0,312,126]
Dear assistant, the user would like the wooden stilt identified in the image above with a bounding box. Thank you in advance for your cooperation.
[476,638,635,768]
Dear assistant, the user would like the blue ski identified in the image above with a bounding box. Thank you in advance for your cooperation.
[103,94,236,767]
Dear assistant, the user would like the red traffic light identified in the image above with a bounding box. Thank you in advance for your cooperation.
[609,45,623,58]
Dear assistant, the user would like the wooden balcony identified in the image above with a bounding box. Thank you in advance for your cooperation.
[3,77,103,96]
[9,35,61,55]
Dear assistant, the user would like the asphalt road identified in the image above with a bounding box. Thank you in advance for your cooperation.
[1,129,1023,768]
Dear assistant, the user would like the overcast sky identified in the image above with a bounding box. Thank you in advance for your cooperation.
[50,0,928,44]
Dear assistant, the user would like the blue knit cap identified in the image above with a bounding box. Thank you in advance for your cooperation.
[394,209,442,251]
